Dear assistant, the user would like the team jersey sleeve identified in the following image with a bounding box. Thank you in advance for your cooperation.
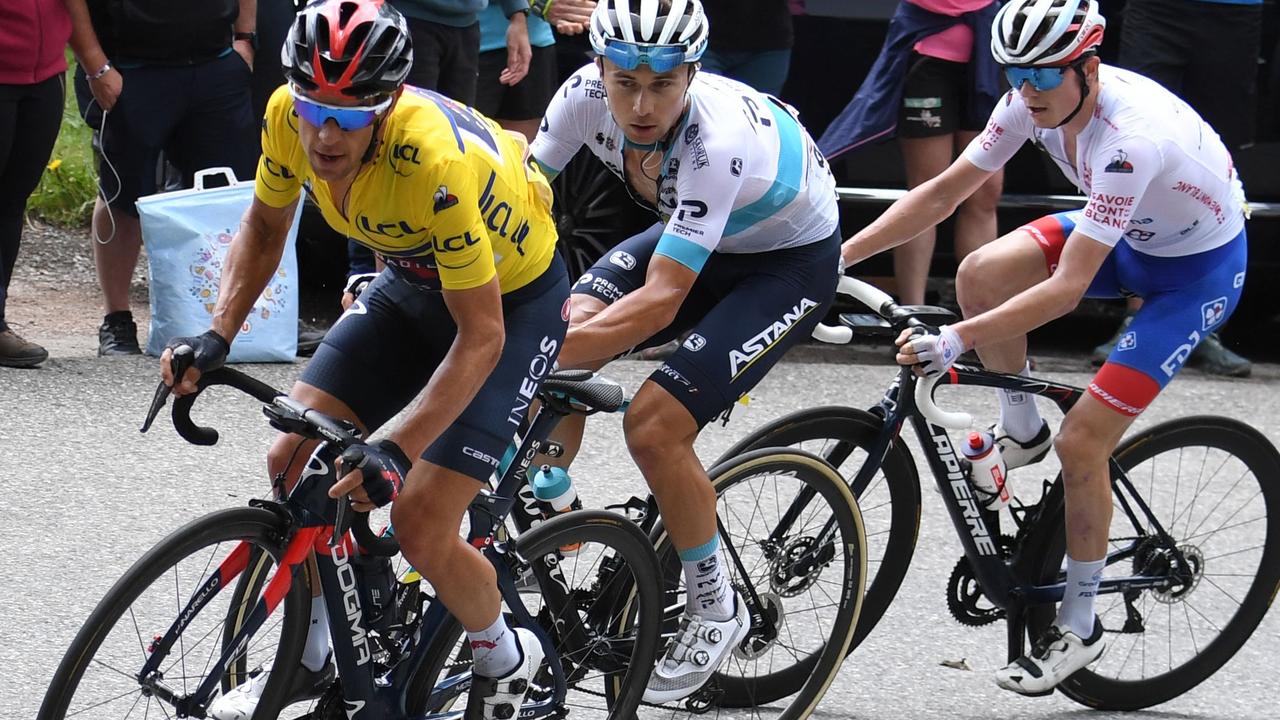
[429,158,499,291]
[655,136,747,274]
[254,85,303,208]
[962,90,1033,172]
[1075,137,1162,246]
[529,66,593,175]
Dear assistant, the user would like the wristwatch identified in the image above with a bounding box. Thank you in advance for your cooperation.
[233,31,258,49]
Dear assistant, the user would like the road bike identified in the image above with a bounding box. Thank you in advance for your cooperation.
[717,275,1280,710]
[40,356,867,719]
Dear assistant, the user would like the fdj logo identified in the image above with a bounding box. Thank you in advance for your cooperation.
[1201,297,1228,330]
[1118,331,1137,351]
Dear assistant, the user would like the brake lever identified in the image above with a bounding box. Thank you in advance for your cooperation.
[141,346,194,433]
[331,493,354,549]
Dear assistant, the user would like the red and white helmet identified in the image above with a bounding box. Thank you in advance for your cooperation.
[991,0,1105,66]
[283,0,413,101]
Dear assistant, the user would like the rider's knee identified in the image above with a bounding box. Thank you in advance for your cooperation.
[390,501,453,570]
[1053,420,1099,476]
[623,389,694,466]
[266,434,318,487]
[956,249,999,315]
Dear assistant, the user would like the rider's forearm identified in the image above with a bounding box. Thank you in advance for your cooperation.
[559,284,681,367]
[210,212,288,343]
[388,331,505,459]
[842,179,962,266]
[952,276,1085,351]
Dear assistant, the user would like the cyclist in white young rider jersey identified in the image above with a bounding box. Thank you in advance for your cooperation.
[530,0,842,703]
[841,0,1248,694]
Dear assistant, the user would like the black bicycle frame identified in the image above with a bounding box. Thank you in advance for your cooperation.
[764,361,1190,658]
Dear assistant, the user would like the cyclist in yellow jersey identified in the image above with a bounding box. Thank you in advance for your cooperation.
[158,2,569,718]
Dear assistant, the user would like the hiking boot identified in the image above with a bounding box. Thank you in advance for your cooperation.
[466,628,545,719]
[98,312,141,356]
[644,593,750,704]
[208,657,336,719]
[0,328,48,368]
[1187,332,1251,378]
[995,616,1106,695]
[1090,313,1135,366]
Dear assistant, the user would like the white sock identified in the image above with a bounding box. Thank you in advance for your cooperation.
[680,535,734,621]
[998,362,1044,442]
[1055,556,1104,639]
[302,595,331,671]
[468,615,521,678]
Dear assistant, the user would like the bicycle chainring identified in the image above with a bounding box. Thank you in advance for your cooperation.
[945,536,1015,627]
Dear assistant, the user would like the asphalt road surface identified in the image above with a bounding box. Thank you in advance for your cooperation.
[3,349,1278,719]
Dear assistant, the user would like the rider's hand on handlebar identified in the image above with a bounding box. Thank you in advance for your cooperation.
[896,325,964,377]
[160,330,230,396]
[332,439,412,512]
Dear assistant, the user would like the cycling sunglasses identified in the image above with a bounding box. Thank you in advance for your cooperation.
[1004,59,1086,92]
[289,85,393,131]
[601,39,688,74]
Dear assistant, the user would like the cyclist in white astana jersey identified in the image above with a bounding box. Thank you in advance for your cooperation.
[967,63,1245,257]
[529,0,842,705]
[533,62,839,262]
[840,0,1248,696]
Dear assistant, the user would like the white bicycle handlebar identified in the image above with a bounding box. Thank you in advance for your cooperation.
[813,276,973,429]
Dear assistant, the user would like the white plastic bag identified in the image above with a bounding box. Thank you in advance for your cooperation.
[137,167,303,362]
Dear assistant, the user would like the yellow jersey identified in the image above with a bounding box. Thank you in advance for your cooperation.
[255,84,558,293]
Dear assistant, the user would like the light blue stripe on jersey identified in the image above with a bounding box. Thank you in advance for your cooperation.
[656,232,713,272]
[723,100,805,237]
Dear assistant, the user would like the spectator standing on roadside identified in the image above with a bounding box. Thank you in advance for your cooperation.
[1087,0,1260,376]
[475,2,556,141]
[65,0,257,356]
[0,0,75,367]
[700,0,794,96]
[818,0,1003,305]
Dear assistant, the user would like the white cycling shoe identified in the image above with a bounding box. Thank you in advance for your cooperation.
[992,420,1053,471]
[465,628,545,720]
[995,617,1106,695]
[208,658,334,719]
[644,593,750,704]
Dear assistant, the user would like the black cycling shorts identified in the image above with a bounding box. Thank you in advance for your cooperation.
[572,225,840,427]
[897,53,987,138]
[302,252,570,481]
[475,44,558,122]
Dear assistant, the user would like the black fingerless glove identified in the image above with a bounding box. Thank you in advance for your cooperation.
[341,438,412,507]
[166,330,230,373]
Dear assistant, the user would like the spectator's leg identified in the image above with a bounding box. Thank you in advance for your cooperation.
[404,16,446,91]
[171,54,257,187]
[721,49,792,97]
[0,76,63,333]
[952,130,1003,260]
[1183,1,1261,150]
[1117,0,1190,94]
[436,21,481,105]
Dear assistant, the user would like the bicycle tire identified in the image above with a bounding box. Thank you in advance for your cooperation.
[406,509,663,718]
[647,448,867,718]
[1024,416,1280,710]
[716,405,921,651]
[38,507,309,720]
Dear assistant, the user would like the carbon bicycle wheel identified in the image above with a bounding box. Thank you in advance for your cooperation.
[1025,416,1280,710]
[38,507,308,720]
[646,448,868,719]
[407,509,663,718]
[716,406,921,652]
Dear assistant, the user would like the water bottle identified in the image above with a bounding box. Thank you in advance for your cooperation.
[353,550,396,629]
[961,431,1010,511]
[532,465,582,555]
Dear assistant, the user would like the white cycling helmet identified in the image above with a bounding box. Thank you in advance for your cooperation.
[589,0,710,72]
[992,0,1106,66]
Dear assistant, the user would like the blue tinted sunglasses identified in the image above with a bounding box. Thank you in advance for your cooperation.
[601,39,687,73]
[289,85,392,131]
[1004,61,1084,92]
